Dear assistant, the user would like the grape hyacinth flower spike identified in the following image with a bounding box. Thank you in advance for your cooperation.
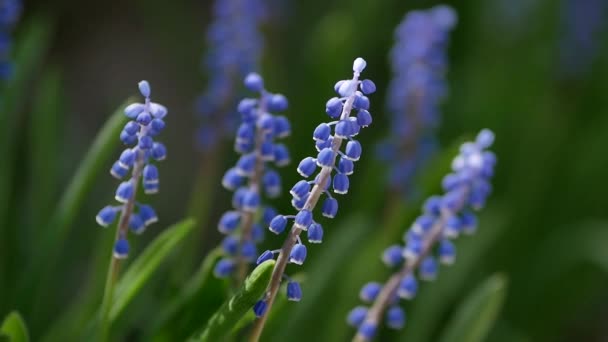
[379,5,457,197]
[95,80,168,259]
[213,73,290,281]
[349,129,497,341]
[249,57,376,341]
[196,0,269,149]
[0,0,22,79]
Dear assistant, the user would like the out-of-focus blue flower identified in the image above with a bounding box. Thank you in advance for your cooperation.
[350,129,497,340]
[0,0,22,80]
[213,73,290,279]
[95,81,168,258]
[559,0,608,78]
[196,0,269,150]
[256,58,375,304]
[379,5,457,197]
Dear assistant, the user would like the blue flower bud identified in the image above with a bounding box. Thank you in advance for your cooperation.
[269,215,288,234]
[289,243,307,265]
[113,238,130,259]
[138,204,158,226]
[291,193,309,211]
[257,113,275,132]
[252,223,265,242]
[297,157,317,178]
[143,164,159,185]
[218,211,241,234]
[110,161,129,179]
[386,306,405,329]
[115,181,134,203]
[123,121,140,135]
[345,140,362,161]
[268,94,288,112]
[353,57,367,73]
[439,239,456,265]
[382,245,404,267]
[294,210,313,229]
[241,241,257,262]
[360,282,382,302]
[356,109,372,127]
[136,112,152,125]
[274,116,291,138]
[398,274,417,299]
[347,306,368,327]
[244,72,264,92]
[403,238,423,261]
[338,157,354,175]
[423,195,441,216]
[315,136,333,152]
[214,258,235,278]
[333,173,349,194]
[143,182,159,194]
[313,123,331,142]
[119,149,136,168]
[326,97,344,119]
[420,256,438,281]
[307,222,324,243]
[222,168,244,191]
[129,214,145,234]
[139,135,153,150]
[96,206,119,227]
[263,170,281,198]
[257,250,275,264]
[338,80,356,97]
[138,80,151,97]
[253,300,267,317]
[353,93,370,110]
[290,180,311,200]
[124,103,145,119]
[236,153,256,176]
[335,120,352,138]
[238,98,257,117]
[476,129,495,148]
[287,281,303,302]
[120,130,137,145]
[322,197,338,218]
[317,148,335,167]
[242,190,260,212]
[150,103,167,119]
[222,236,239,256]
[412,215,435,235]
[360,79,376,94]
[460,211,477,234]
[273,143,290,167]
[151,142,167,161]
[441,189,466,213]
[358,322,377,340]
[237,123,255,143]
[334,80,346,94]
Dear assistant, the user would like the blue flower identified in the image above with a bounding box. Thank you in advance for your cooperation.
[380,5,458,197]
[0,0,22,80]
[95,81,167,259]
[214,73,290,279]
[196,0,270,150]
[350,129,497,339]
[255,58,374,305]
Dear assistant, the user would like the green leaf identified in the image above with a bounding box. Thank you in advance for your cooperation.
[0,312,29,342]
[193,260,276,342]
[110,218,196,321]
[26,67,63,230]
[438,274,508,342]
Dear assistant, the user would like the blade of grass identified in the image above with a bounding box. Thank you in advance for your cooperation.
[438,274,508,342]
[0,312,29,342]
[192,260,276,342]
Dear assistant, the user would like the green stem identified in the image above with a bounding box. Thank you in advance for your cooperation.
[99,255,120,341]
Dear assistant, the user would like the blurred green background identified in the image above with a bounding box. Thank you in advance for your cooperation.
[1,0,608,341]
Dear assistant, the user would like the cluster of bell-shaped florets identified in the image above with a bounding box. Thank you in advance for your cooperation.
[213,72,291,278]
[95,81,168,259]
[253,58,375,310]
[379,5,457,197]
[349,129,496,341]
[196,0,269,149]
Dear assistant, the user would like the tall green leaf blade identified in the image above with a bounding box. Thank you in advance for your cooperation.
[109,218,196,321]
[0,312,29,342]
[193,260,276,342]
[438,274,508,342]
[26,67,63,230]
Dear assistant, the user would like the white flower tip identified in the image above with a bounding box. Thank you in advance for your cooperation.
[353,57,367,73]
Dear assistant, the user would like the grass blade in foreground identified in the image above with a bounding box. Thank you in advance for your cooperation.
[0,311,29,342]
[109,218,196,322]
[438,274,508,342]
[193,260,276,342]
